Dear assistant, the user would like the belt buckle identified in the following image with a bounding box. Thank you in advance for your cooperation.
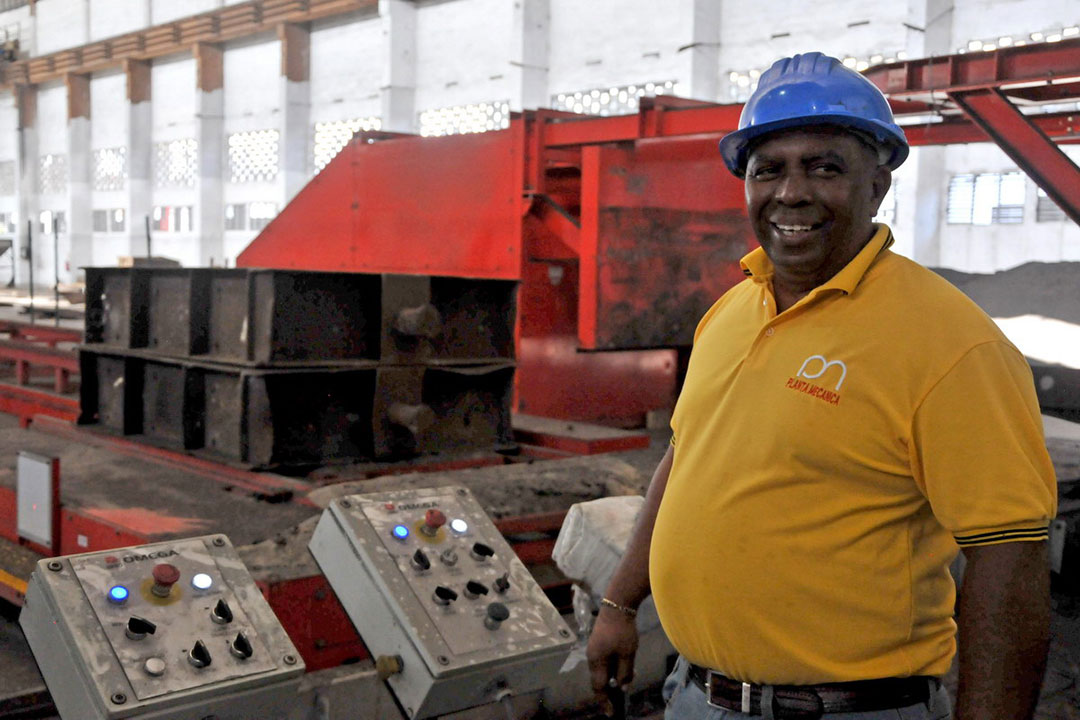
[703,671,752,713]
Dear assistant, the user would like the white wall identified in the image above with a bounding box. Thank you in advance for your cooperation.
[223,37,281,134]
[36,83,67,158]
[951,0,1077,48]
[35,0,88,56]
[310,14,384,124]
[549,0,687,99]
[718,0,909,101]
[90,0,148,41]
[150,0,221,25]
[415,0,515,111]
[0,93,16,162]
[90,72,127,149]
[151,55,196,141]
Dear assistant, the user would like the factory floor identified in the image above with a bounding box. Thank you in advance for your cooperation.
[0,432,1078,718]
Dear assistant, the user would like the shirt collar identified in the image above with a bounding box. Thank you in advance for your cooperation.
[739,223,895,296]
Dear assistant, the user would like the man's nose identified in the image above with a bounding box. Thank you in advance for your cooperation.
[774,172,812,205]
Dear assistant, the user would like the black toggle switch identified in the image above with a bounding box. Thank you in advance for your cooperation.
[411,549,431,572]
[464,580,489,599]
[484,602,510,630]
[494,572,510,594]
[432,585,458,606]
[230,632,254,660]
[188,640,212,668]
[125,616,157,641]
[470,542,495,561]
[211,598,234,625]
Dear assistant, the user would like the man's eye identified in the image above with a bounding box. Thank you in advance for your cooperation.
[750,166,779,179]
[811,164,842,176]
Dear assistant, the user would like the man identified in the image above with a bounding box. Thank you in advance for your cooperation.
[586,52,1057,720]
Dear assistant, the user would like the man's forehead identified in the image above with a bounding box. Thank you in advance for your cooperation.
[747,127,869,161]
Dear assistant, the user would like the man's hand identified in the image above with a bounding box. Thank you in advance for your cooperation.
[586,606,639,698]
[955,541,1051,720]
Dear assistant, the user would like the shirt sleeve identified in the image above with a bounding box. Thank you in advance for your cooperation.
[909,341,1057,547]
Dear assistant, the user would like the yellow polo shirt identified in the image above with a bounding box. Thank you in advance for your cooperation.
[650,224,1056,685]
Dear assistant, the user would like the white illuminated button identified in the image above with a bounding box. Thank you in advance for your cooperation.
[192,573,213,591]
[144,657,166,677]
[450,518,468,534]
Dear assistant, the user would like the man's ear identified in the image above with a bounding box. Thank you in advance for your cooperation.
[869,167,892,217]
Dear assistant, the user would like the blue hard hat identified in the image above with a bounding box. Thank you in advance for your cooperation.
[719,52,909,177]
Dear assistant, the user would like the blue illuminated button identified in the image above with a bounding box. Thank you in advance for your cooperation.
[192,573,213,591]
[108,585,129,604]
[450,518,468,534]
[391,525,410,541]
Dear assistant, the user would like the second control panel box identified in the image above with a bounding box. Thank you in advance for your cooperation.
[19,534,304,719]
[310,486,574,719]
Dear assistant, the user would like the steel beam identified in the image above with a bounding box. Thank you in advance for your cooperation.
[864,37,1080,97]
[949,88,1080,224]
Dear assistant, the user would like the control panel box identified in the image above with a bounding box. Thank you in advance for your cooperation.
[19,535,304,719]
[309,486,574,719]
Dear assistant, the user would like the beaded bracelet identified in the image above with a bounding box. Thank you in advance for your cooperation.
[600,597,638,618]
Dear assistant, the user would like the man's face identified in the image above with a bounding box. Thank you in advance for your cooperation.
[744,128,890,288]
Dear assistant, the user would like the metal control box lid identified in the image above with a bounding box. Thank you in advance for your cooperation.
[19,534,304,719]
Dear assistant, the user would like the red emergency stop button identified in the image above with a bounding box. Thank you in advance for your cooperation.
[421,509,446,537]
[152,563,180,598]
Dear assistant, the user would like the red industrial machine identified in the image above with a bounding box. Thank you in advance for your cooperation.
[240,37,1080,427]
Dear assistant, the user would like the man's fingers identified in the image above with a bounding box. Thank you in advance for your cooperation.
[615,652,635,688]
[588,653,612,695]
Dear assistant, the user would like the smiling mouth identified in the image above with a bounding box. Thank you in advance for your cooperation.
[771,222,825,237]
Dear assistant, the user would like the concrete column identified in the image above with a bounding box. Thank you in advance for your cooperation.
[906,0,953,267]
[195,42,224,266]
[15,84,37,292]
[379,0,416,133]
[279,22,311,204]
[65,72,91,281]
[126,59,152,258]
[510,0,549,110]
[679,0,721,101]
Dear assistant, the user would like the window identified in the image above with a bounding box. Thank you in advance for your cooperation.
[313,117,382,173]
[875,180,898,225]
[946,172,1025,225]
[553,81,677,116]
[224,202,277,231]
[419,100,510,137]
[93,147,127,191]
[0,161,14,196]
[153,140,197,189]
[249,202,277,230]
[151,205,193,233]
[0,211,16,234]
[38,210,66,234]
[227,130,280,184]
[93,208,126,233]
[224,203,247,231]
[39,154,68,194]
[1036,188,1066,222]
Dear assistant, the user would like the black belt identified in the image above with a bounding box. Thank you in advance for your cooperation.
[687,664,932,720]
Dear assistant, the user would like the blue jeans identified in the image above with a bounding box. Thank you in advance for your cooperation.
[663,657,952,720]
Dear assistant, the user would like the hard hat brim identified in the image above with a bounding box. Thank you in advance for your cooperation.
[719,114,910,178]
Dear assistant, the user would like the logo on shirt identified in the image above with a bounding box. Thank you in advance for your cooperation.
[786,355,847,405]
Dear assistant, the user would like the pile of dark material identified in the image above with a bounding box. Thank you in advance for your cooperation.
[79,268,517,469]
[933,262,1080,422]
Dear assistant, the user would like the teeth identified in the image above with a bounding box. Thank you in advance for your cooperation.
[776,224,813,232]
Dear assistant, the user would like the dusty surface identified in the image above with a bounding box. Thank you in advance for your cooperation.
[933,263,1080,327]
